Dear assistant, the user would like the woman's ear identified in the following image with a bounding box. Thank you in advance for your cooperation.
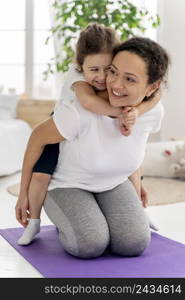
[146,80,161,97]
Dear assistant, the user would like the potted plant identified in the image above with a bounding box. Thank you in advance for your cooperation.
[44,0,160,78]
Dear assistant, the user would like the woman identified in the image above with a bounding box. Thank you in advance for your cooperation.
[15,37,169,258]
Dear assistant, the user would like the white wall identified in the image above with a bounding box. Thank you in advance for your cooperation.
[157,0,185,140]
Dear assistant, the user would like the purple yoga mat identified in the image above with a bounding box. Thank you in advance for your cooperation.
[0,225,185,278]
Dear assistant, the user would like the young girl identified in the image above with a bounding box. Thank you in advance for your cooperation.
[16,24,160,245]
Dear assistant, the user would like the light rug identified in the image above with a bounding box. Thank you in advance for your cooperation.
[7,177,185,206]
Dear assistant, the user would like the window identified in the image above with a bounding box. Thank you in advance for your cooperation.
[126,0,158,40]
[0,0,56,99]
[0,0,25,95]
[0,0,157,100]
[33,0,56,99]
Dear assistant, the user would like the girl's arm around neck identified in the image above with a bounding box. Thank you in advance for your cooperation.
[136,90,161,117]
[73,81,122,117]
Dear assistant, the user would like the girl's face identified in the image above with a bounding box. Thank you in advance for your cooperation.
[82,53,112,91]
[106,51,158,107]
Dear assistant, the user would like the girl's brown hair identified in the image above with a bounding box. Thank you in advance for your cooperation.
[76,23,120,71]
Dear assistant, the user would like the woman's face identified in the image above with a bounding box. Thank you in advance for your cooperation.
[106,51,156,107]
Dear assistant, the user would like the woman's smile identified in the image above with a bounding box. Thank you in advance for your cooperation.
[111,89,128,97]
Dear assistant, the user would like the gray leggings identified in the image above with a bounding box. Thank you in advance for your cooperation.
[44,180,151,258]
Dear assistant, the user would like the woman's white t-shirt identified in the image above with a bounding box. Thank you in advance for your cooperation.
[48,66,164,192]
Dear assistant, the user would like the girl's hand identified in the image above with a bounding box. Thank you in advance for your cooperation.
[140,183,148,208]
[15,194,30,227]
[122,106,139,126]
[118,107,139,136]
[119,123,132,136]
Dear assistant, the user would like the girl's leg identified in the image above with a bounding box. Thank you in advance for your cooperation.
[18,143,59,246]
[95,180,151,256]
[44,188,110,258]
[18,173,51,245]
[28,173,51,218]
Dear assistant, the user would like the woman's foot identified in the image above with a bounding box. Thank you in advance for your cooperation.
[148,217,160,231]
[18,219,41,245]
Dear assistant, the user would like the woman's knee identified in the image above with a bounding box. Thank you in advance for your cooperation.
[59,227,110,259]
[111,229,151,257]
[44,188,110,258]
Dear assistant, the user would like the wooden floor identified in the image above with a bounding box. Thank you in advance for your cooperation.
[0,172,185,278]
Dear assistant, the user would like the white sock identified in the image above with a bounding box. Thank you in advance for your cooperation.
[18,219,41,245]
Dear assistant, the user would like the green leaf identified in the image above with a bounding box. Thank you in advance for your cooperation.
[44,0,161,77]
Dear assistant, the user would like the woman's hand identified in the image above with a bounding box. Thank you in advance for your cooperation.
[15,194,30,227]
[118,106,139,136]
[140,183,148,208]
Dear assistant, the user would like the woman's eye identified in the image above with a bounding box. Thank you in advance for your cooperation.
[127,77,135,83]
[91,69,98,72]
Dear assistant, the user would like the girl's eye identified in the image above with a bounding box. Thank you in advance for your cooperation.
[109,68,117,75]
[91,69,98,72]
